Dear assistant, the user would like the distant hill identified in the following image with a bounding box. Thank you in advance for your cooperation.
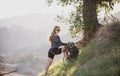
[0,26,49,76]
[0,13,55,31]
[0,26,48,53]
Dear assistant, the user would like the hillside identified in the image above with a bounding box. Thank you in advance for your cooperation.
[39,22,120,76]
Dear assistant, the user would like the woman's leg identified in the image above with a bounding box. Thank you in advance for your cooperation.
[44,58,53,76]
[63,51,69,61]
[59,46,68,61]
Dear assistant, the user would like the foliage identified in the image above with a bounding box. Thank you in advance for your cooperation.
[46,0,120,38]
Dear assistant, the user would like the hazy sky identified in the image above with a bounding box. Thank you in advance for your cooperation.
[0,0,72,19]
[0,0,120,19]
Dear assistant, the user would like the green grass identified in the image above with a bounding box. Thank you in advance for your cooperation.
[38,54,81,76]
[72,23,120,76]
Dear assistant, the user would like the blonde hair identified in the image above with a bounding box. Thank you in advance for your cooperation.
[49,26,60,42]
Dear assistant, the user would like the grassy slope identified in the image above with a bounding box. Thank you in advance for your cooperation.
[38,22,120,76]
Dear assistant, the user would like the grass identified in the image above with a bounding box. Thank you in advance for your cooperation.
[72,22,120,76]
[38,51,81,76]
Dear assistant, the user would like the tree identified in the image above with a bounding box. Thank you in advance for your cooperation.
[46,0,120,46]
[82,0,99,43]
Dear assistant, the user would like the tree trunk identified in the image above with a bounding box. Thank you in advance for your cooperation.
[82,0,99,44]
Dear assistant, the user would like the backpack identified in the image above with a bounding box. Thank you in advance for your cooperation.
[66,42,79,59]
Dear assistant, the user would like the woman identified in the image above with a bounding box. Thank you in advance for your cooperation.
[44,26,68,76]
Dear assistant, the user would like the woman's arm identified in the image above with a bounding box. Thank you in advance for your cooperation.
[53,35,67,46]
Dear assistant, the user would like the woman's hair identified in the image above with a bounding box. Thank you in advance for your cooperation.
[49,26,60,42]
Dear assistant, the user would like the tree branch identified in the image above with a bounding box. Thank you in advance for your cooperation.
[0,70,17,76]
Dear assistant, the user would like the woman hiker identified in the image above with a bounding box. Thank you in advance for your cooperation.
[44,25,68,76]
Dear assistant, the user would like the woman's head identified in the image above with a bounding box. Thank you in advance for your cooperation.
[54,26,60,34]
[49,26,61,42]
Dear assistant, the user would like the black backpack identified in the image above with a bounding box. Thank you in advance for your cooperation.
[66,42,79,59]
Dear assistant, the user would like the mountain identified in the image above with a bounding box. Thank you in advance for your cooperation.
[0,25,50,76]
[0,26,48,52]
[0,13,55,31]
[0,14,54,76]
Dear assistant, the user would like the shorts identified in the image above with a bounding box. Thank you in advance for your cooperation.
[48,48,62,59]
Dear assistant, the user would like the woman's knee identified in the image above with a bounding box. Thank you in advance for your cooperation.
[59,46,66,52]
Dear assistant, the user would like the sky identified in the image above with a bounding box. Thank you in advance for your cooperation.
[98,3,120,18]
[0,0,120,19]
[0,0,72,19]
